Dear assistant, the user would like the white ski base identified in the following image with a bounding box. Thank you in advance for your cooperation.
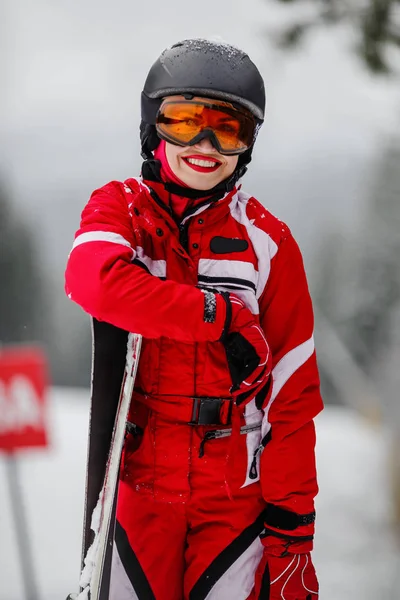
[76,332,142,600]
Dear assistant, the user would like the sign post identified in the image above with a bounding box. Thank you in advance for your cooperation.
[0,346,50,600]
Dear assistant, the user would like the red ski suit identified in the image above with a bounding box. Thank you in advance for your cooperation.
[65,177,323,599]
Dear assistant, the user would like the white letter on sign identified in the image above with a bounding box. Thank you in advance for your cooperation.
[0,376,44,433]
[12,375,44,430]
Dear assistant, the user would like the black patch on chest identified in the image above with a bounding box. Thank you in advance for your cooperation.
[210,236,249,254]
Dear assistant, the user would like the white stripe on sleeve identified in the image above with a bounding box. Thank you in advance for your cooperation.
[71,231,134,254]
[134,246,167,278]
[271,335,315,403]
[261,335,315,439]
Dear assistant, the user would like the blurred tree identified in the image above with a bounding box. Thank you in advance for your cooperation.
[273,0,400,73]
[331,142,400,376]
[0,179,49,345]
[313,141,400,390]
[345,141,400,381]
[344,140,400,527]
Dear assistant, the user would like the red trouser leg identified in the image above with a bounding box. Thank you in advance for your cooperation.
[113,410,267,600]
[112,480,187,600]
[183,422,266,599]
[114,481,266,600]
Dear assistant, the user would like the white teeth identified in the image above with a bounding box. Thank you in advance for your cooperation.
[186,157,219,168]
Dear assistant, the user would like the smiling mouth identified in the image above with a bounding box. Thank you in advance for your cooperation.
[182,156,222,172]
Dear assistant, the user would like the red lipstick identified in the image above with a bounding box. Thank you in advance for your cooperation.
[182,154,222,173]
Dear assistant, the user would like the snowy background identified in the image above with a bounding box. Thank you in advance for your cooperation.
[2,0,400,597]
[1,389,399,600]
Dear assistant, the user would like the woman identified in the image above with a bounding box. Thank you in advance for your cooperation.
[66,38,322,600]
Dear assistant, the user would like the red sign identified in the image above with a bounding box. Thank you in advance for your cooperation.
[0,346,49,452]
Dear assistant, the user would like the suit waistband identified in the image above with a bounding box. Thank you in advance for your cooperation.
[132,390,234,426]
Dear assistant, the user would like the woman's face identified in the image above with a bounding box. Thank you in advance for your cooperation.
[161,96,239,190]
[162,96,240,190]
[165,137,239,190]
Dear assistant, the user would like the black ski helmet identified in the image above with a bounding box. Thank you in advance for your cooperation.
[140,38,266,195]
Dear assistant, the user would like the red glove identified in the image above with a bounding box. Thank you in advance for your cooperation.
[220,293,272,406]
[253,504,318,599]
[255,537,318,599]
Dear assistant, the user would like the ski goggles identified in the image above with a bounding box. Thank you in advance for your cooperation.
[155,98,258,155]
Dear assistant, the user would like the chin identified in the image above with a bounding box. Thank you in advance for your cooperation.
[181,173,225,191]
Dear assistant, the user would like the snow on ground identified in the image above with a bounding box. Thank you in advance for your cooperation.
[0,388,399,600]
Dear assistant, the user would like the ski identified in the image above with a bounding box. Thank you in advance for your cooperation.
[66,319,142,600]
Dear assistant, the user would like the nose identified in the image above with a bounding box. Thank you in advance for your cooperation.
[192,137,217,152]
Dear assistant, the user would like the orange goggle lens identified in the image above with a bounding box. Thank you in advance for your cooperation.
[155,99,256,155]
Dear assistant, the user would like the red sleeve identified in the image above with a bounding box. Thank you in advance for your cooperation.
[65,182,226,341]
[259,229,323,533]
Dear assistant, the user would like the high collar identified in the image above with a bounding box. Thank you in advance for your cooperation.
[153,139,188,189]
[147,140,220,220]
[137,177,238,228]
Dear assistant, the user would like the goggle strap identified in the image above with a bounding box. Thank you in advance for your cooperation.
[141,92,162,125]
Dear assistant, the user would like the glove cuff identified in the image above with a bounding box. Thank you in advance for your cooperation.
[261,532,314,556]
[264,503,315,531]
[261,503,315,555]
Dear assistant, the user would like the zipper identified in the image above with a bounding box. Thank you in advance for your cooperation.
[177,191,226,253]
[149,185,190,254]
[198,421,262,458]
[179,222,189,252]
[249,429,272,480]
[249,444,264,480]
